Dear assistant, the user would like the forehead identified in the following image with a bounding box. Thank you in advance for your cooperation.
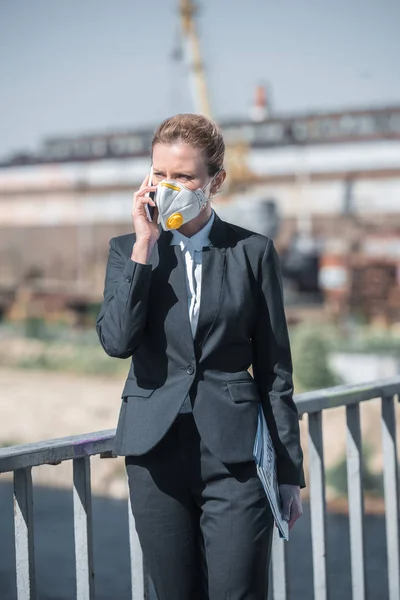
[152,143,207,173]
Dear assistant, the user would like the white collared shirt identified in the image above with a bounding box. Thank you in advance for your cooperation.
[170,211,215,412]
[170,210,215,337]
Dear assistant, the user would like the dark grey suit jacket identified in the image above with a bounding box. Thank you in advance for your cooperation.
[96,213,305,487]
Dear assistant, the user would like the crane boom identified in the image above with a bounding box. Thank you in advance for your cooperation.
[178,0,255,190]
[180,0,212,117]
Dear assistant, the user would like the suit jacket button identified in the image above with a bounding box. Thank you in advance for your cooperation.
[186,365,195,375]
[126,275,132,283]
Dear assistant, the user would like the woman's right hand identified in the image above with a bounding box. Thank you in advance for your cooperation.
[131,175,161,264]
[132,174,161,245]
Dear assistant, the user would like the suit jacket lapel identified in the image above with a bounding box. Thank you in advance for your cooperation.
[149,215,229,354]
[195,214,228,350]
[170,244,195,355]
[150,231,194,357]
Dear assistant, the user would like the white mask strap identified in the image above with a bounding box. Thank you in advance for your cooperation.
[202,168,222,199]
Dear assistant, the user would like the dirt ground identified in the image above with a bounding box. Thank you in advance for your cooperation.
[0,366,398,507]
[0,366,129,498]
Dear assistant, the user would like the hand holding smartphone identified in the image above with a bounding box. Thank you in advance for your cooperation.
[131,169,160,261]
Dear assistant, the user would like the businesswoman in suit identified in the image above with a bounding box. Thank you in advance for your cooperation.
[97,114,304,600]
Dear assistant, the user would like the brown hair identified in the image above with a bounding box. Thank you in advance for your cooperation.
[151,113,225,176]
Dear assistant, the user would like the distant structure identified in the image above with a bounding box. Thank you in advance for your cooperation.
[1,103,399,223]
[1,104,400,323]
[250,84,270,122]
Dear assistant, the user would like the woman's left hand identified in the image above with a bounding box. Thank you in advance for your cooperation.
[279,484,303,530]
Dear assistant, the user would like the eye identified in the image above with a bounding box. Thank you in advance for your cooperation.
[153,171,165,180]
[176,174,192,181]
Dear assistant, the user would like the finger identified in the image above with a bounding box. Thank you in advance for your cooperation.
[134,185,157,198]
[289,512,300,530]
[289,506,303,530]
[133,188,157,213]
[132,196,156,217]
[281,498,292,523]
[140,197,156,207]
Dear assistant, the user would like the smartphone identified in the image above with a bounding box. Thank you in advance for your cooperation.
[144,166,156,222]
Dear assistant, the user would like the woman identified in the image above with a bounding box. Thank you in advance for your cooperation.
[97,113,304,600]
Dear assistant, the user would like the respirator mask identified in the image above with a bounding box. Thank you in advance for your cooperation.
[155,171,220,231]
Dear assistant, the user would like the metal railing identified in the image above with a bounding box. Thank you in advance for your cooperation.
[1,376,400,600]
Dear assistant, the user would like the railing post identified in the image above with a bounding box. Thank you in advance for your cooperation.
[14,467,37,600]
[346,403,366,600]
[381,395,400,600]
[271,527,288,600]
[128,489,149,600]
[308,411,329,600]
[73,457,95,600]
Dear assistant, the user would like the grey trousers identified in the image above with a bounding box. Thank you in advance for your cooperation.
[125,412,274,600]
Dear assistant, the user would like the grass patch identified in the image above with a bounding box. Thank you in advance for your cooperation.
[0,322,127,377]
[332,330,400,356]
[16,344,128,377]
[290,323,340,392]
[0,439,21,448]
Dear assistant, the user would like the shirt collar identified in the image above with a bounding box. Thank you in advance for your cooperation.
[170,211,215,252]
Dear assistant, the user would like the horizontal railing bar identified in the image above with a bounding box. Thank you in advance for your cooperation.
[0,429,115,473]
[1,376,399,473]
[295,376,400,415]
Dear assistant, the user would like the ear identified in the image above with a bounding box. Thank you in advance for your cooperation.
[211,169,226,195]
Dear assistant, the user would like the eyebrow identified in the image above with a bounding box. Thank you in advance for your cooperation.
[153,168,196,178]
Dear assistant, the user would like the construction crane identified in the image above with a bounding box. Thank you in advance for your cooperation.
[178,0,256,190]
[179,0,212,117]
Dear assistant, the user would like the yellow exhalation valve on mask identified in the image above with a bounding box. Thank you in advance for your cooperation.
[166,213,184,229]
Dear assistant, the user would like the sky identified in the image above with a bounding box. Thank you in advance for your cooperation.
[0,0,399,160]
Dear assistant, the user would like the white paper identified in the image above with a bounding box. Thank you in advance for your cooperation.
[253,404,289,541]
